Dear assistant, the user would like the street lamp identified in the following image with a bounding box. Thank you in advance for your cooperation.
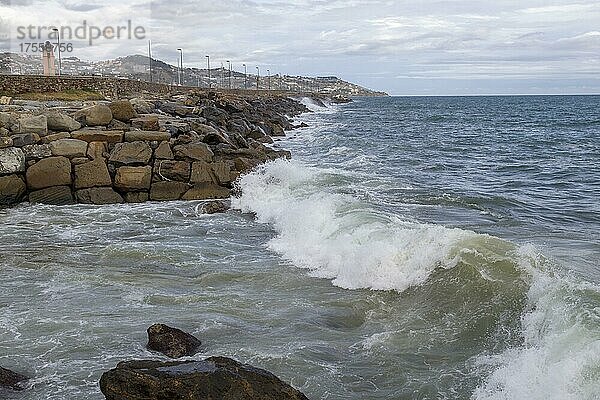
[148,40,152,82]
[52,28,62,76]
[267,69,270,91]
[177,48,183,86]
[220,62,224,88]
[243,64,247,90]
[226,60,232,90]
[206,55,211,89]
[256,66,260,90]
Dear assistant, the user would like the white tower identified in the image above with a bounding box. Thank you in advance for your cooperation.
[42,41,56,76]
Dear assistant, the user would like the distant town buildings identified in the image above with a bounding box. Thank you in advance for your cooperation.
[0,52,387,96]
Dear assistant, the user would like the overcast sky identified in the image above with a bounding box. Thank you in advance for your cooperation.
[1,0,599,95]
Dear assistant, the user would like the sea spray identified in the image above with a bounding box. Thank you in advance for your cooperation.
[233,158,516,292]
[2,95,599,400]
[232,149,600,400]
[473,246,600,400]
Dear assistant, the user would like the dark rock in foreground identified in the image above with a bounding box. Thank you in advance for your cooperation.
[99,357,309,400]
[147,324,202,359]
[0,366,28,391]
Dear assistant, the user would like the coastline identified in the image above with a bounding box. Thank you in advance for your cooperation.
[1,94,599,400]
[0,87,341,398]
[0,89,336,208]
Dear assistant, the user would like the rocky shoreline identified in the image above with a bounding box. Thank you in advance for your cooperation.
[0,89,344,398]
[0,90,318,207]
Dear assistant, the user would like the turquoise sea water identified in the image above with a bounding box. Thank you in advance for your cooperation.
[1,96,599,399]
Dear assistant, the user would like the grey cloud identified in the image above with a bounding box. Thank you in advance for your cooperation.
[1,0,599,94]
[61,1,104,12]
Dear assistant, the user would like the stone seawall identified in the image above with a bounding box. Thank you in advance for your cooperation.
[0,75,175,98]
[0,91,309,206]
[0,75,350,101]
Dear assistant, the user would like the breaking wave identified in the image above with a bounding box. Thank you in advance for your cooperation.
[232,158,600,400]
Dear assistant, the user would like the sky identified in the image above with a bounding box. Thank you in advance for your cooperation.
[1,0,599,95]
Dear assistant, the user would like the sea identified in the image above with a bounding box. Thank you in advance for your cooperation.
[1,95,599,399]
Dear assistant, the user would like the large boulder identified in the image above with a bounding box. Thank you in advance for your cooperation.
[131,115,160,131]
[99,357,309,400]
[190,161,216,184]
[149,181,189,201]
[154,142,173,159]
[173,143,214,162]
[211,161,233,185]
[114,166,152,191]
[0,175,26,205]
[22,144,52,160]
[124,131,170,142]
[146,324,202,359]
[75,188,123,205]
[26,156,72,190]
[201,106,229,125]
[74,158,112,189]
[0,112,15,130]
[29,186,74,205]
[49,138,88,158]
[159,102,193,117]
[163,120,192,136]
[41,132,71,144]
[0,366,28,391]
[18,115,47,135]
[182,183,230,200]
[87,142,108,160]
[269,122,285,137]
[11,133,40,147]
[72,130,123,143]
[108,100,137,122]
[74,105,113,126]
[153,160,190,182]
[109,142,152,165]
[0,147,25,175]
[130,98,155,114]
[46,112,81,132]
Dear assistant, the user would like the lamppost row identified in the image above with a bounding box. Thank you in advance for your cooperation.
[166,48,277,92]
[40,38,282,92]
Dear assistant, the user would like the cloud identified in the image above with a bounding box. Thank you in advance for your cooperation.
[1,0,599,94]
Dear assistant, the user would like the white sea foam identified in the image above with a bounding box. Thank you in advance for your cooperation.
[232,158,600,400]
[296,97,338,113]
[473,246,600,400]
[232,158,481,292]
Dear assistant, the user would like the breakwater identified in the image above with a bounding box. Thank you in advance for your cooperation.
[0,91,309,206]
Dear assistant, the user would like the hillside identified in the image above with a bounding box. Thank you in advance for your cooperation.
[0,53,388,97]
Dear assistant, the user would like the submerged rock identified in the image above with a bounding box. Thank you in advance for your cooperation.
[99,357,309,400]
[0,366,28,390]
[201,200,229,214]
[146,324,201,359]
